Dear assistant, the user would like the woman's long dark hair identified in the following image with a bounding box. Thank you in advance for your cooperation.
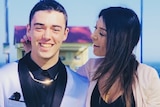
[93,7,141,107]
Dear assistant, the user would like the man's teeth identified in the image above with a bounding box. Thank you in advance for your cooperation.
[40,44,52,48]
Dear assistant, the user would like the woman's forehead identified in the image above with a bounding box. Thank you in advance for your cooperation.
[96,17,106,29]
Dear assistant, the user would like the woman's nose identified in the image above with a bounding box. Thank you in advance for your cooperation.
[91,32,98,40]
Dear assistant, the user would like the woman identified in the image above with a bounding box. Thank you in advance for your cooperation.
[77,7,160,107]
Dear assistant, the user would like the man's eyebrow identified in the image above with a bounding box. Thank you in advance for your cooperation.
[52,25,62,29]
[33,23,62,29]
[34,23,44,26]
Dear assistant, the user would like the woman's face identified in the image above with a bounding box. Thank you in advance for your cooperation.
[91,16,107,56]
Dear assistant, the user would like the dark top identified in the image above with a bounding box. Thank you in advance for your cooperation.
[91,84,135,107]
[26,54,59,107]
[18,52,67,107]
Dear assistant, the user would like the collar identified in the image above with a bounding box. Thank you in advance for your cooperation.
[24,52,60,80]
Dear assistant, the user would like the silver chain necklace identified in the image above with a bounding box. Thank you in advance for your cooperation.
[29,71,59,85]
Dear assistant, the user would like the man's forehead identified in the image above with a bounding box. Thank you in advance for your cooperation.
[31,10,66,27]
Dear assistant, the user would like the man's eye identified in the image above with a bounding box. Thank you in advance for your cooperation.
[35,27,43,29]
[53,29,60,31]
[52,27,61,32]
[35,26,44,31]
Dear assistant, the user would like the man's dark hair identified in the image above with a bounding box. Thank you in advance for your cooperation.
[29,0,68,28]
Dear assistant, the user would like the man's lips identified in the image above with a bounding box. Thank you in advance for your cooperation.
[39,43,54,48]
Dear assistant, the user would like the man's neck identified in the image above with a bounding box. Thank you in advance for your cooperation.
[30,53,59,70]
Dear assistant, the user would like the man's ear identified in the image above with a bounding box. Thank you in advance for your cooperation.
[26,24,31,38]
[63,27,69,41]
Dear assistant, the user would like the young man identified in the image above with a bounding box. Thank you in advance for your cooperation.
[0,0,88,107]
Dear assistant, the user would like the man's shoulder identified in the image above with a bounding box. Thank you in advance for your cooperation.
[0,61,18,74]
[0,61,18,68]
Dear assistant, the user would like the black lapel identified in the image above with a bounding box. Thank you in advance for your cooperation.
[18,56,39,107]
[19,56,67,107]
[51,61,67,107]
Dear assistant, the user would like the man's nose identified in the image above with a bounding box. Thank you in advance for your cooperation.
[43,29,51,38]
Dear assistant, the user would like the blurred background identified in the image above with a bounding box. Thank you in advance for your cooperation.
[0,0,159,76]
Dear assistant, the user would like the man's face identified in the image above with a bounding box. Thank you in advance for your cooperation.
[27,10,69,63]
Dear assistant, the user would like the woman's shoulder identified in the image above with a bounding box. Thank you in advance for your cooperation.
[137,63,158,77]
[136,63,160,86]
[86,57,104,68]
[76,58,104,80]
